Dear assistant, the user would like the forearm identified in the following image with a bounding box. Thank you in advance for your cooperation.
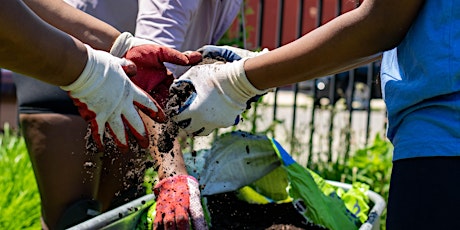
[155,139,188,180]
[1,0,86,86]
[23,0,120,51]
[245,0,423,90]
[146,120,188,180]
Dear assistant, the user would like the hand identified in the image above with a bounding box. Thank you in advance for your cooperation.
[197,45,269,62]
[110,32,202,107]
[61,45,166,151]
[168,59,269,136]
[154,175,207,230]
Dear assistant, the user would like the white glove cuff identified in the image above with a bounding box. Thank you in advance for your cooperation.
[110,32,133,57]
[60,45,96,91]
[230,58,270,100]
[110,32,160,57]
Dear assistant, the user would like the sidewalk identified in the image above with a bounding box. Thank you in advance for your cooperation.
[261,89,386,111]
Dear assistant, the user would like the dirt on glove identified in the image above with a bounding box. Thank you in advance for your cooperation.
[160,56,227,152]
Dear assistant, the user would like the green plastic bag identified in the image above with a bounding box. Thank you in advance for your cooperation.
[270,138,360,230]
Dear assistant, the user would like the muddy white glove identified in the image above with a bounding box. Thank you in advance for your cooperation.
[61,45,165,151]
[197,45,269,61]
[169,58,270,136]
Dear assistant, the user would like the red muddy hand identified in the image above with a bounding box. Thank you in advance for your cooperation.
[154,175,207,230]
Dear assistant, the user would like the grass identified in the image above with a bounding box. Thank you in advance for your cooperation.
[0,124,41,229]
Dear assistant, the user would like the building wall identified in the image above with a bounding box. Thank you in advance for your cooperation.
[230,0,359,50]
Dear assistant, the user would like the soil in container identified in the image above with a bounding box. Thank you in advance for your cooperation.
[205,192,327,230]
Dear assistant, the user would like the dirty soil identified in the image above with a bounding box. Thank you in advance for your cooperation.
[205,192,327,230]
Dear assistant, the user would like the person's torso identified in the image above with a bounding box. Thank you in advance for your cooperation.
[380,0,460,160]
[64,0,138,33]
[135,0,243,76]
[135,0,242,51]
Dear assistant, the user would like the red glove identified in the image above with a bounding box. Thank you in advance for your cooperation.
[153,175,207,230]
[111,32,202,108]
[124,46,199,108]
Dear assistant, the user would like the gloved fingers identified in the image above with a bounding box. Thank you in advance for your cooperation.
[150,77,174,109]
[130,70,168,95]
[162,212,177,230]
[174,209,190,230]
[197,45,242,62]
[105,114,129,151]
[158,46,196,66]
[219,45,267,58]
[124,45,185,70]
[170,81,195,111]
[121,112,150,149]
[88,119,105,151]
[183,51,203,65]
[172,113,207,136]
[167,79,196,117]
[120,59,137,77]
[190,212,207,230]
[154,209,183,230]
[168,80,215,136]
[153,211,166,230]
[167,90,207,135]
[170,95,234,137]
[189,213,207,230]
[131,86,167,123]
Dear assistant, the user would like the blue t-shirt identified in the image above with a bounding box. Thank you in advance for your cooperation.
[380,0,460,161]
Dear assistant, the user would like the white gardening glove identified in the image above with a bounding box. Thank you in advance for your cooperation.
[197,45,269,60]
[168,58,270,136]
[61,45,166,151]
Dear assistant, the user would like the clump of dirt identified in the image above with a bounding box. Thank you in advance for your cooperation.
[155,121,178,153]
[205,192,327,230]
[198,56,227,65]
[160,55,227,151]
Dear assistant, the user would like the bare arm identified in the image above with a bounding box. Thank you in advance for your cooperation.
[245,0,424,89]
[0,0,86,86]
[23,0,120,51]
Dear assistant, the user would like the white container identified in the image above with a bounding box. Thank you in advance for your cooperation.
[69,181,386,230]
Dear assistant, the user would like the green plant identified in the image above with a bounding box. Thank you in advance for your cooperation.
[347,134,393,198]
[346,134,393,229]
[216,1,254,49]
[0,124,41,229]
